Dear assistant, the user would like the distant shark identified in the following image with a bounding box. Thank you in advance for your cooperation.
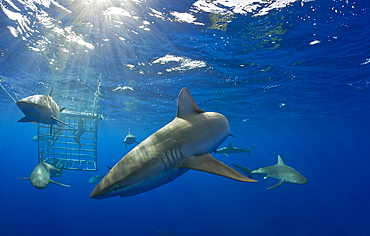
[16,86,74,133]
[215,143,255,157]
[233,155,307,189]
[18,152,71,189]
[91,88,257,199]
[119,128,139,149]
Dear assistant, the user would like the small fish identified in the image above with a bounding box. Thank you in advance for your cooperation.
[89,175,103,184]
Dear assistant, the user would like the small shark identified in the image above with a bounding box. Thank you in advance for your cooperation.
[119,128,139,149]
[16,86,74,133]
[73,117,85,148]
[233,155,307,189]
[91,88,257,199]
[88,175,103,184]
[18,153,71,189]
[215,143,255,157]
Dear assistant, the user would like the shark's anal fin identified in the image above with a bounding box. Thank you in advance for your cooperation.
[50,180,71,187]
[267,180,285,189]
[180,153,258,183]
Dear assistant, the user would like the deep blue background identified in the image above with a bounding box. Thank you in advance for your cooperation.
[1,0,370,235]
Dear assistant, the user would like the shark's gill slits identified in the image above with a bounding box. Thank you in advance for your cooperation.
[160,147,183,170]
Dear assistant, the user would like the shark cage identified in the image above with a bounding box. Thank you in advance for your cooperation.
[37,76,102,172]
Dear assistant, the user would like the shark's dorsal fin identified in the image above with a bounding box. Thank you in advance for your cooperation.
[128,128,131,134]
[180,153,257,182]
[50,179,71,187]
[49,85,54,97]
[228,143,233,147]
[17,178,31,180]
[177,88,204,118]
[267,180,285,189]
[277,155,285,165]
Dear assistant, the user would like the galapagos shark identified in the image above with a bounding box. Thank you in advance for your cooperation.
[91,88,257,199]
[233,155,307,189]
[215,143,255,157]
[119,128,139,149]
[18,154,70,189]
[16,86,74,132]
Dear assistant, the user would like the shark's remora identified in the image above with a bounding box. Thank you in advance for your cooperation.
[91,88,257,199]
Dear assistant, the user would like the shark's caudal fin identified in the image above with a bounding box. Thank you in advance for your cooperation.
[232,164,254,179]
[267,180,285,189]
[50,180,71,187]
[180,153,257,182]
[246,145,256,156]
[177,88,204,118]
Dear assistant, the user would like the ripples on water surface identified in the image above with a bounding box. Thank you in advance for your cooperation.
[1,0,369,129]
[1,1,370,236]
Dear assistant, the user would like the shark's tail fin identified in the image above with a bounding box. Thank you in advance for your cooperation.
[232,164,254,179]
[246,145,256,156]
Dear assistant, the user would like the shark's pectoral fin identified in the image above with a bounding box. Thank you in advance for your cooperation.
[223,153,229,157]
[180,153,257,183]
[52,117,75,130]
[267,180,285,190]
[50,180,71,187]
[59,107,66,112]
[18,116,38,123]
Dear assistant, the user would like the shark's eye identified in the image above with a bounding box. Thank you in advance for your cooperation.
[113,184,120,191]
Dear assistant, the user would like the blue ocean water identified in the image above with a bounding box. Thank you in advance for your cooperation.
[1,0,370,235]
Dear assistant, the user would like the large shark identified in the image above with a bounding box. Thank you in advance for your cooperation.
[18,155,71,190]
[215,143,255,157]
[233,155,307,189]
[91,88,257,199]
[16,86,74,132]
[119,128,139,149]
